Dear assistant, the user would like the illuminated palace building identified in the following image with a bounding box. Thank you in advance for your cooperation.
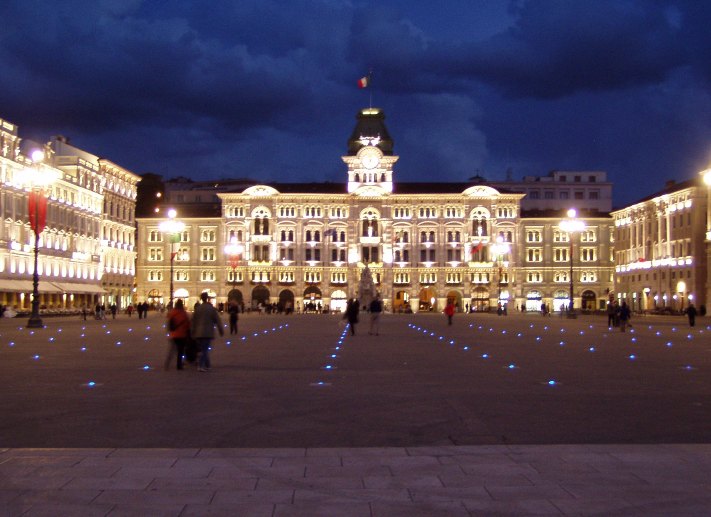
[612,174,711,312]
[0,116,140,311]
[137,108,621,313]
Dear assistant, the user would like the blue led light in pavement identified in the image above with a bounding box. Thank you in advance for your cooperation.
[449,340,455,345]
[589,347,595,352]
[29,331,34,335]
[116,341,122,346]
[544,326,549,330]
[87,381,96,387]
[501,330,507,334]
[672,327,677,332]
[548,380,557,385]
[508,364,516,369]
[9,341,14,346]
[631,337,637,342]
[241,336,247,341]
[559,341,565,346]
[560,328,565,333]
[684,365,695,370]
[666,342,673,347]
[579,331,585,335]
[80,334,85,337]
[535,336,541,341]
[81,347,87,352]
[106,330,111,335]
[144,337,149,341]
[439,336,444,340]
[324,365,333,369]
[482,353,489,358]
[430,332,435,336]
[33,354,40,360]
[263,330,268,334]
[272,328,276,331]
[687,334,693,340]
[656,331,661,336]
[463,346,469,351]
[128,328,133,332]
[253,333,259,336]
[142,365,151,370]
[629,354,636,360]
[331,354,337,358]
[517,333,522,337]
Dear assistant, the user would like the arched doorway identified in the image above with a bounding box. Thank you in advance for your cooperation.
[251,285,270,309]
[526,290,543,312]
[303,286,322,312]
[553,290,570,312]
[174,288,189,307]
[330,289,348,313]
[147,289,162,307]
[418,287,436,311]
[393,290,410,312]
[581,290,596,311]
[227,288,243,305]
[470,286,489,312]
[446,290,462,312]
[278,289,294,312]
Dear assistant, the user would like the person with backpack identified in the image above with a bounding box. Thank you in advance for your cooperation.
[165,299,190,370]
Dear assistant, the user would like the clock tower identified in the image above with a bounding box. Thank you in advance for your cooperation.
[343,108,398,194]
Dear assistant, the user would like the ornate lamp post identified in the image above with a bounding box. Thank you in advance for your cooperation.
[490,236,511,310]
[22,150,58,328]
[159,209,185,309]
[560,209,585,317]
[224,236,244,300]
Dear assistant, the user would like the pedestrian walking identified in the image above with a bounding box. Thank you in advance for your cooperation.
[191,292,224,371]
[110,304,117,319]
[165,299,190,370]
[228,301,239,335]
[444,300,455,325]
[618,301,631,332]
[369,294,383,335]
[345,298,359,336]
[686,303,698,327]
[607,300,618,328]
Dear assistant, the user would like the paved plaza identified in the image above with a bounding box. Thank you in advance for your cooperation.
[1,311,711,515]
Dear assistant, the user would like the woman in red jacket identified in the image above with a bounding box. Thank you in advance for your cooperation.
[166,299,191,370]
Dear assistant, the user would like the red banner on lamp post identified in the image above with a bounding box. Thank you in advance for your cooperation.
[28,191,48,234]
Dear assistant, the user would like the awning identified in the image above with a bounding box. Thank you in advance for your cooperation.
[0,279,63,293]
[51,282,106,294]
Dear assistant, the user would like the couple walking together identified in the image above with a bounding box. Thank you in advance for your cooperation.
[166,292,224,371]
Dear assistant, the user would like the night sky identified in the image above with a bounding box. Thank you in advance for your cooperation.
[3,1,711,208]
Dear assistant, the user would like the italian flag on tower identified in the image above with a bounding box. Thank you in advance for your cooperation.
[357,75,369,88]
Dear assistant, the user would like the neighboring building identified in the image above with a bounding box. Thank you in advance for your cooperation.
[135,107,615,313]
[611,177,709,312]
[492,170,613,213]
[0,117,138,312]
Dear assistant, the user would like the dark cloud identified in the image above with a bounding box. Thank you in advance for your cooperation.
[1,0,711,207]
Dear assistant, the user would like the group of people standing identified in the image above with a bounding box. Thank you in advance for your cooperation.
[165,292,224,372]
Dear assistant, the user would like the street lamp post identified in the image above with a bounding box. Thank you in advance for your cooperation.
[490,236,511,312]
[159,209,185,309]
[224,237,244,301]
[560,209,585,317]
[23,150,58,328]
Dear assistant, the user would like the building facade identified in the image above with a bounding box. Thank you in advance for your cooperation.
[611,177,709,312]
[136,108,615,313]
[0,117,139,312]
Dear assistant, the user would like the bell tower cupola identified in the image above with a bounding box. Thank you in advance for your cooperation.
[343,108,398,194]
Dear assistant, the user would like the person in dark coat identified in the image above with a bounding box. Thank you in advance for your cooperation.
[228,301,239,335]
[345,298,359,336]
[686,303,698,327]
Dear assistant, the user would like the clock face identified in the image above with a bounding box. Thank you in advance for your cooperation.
[359,147,381,169]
